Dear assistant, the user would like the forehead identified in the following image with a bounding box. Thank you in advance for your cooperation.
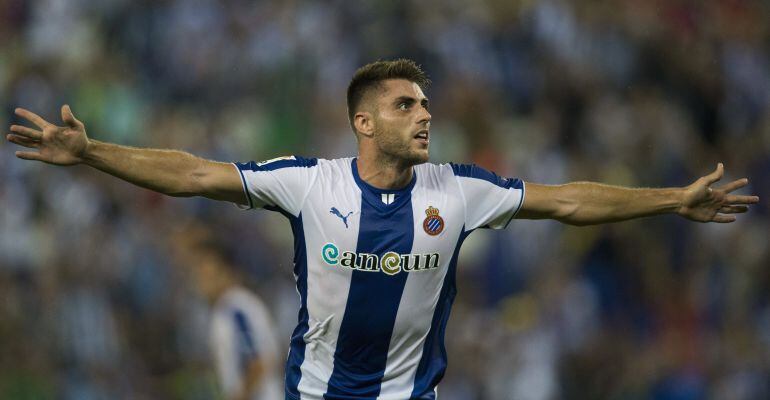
[376,79,427,102]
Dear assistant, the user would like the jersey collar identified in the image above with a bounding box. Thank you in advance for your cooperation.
[351,158,417,212]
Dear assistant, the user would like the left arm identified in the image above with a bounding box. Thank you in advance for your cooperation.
[516,163,759,226]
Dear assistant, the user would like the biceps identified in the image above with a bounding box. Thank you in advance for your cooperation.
[193,161,248,204]
[516,182,575,220]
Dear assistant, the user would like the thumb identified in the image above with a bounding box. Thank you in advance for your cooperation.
[703,162,724,186]
[61,104,84,129]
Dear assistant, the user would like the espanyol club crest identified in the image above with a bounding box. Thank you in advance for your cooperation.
[423,206,444,236]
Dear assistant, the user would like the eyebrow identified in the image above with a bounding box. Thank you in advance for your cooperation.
[393,96,429,108]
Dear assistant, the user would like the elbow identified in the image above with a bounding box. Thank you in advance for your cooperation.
[560,218,592,227]
[167,168,210,198]
[554,202,603,226]
[553,199,584,225]
[162,174,204,198]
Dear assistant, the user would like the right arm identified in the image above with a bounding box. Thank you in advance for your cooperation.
[7,105,247,204]
[83,140,243,201]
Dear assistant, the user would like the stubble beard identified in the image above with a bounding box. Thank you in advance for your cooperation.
[373,124,428,169]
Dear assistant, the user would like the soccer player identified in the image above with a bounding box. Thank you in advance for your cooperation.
[7,59,758,400]
[171,224,283,400]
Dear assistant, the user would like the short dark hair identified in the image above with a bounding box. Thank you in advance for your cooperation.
[346,59,431,132]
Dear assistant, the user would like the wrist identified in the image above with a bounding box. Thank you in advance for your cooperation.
[81,139,98,162]
[672,187,686,215]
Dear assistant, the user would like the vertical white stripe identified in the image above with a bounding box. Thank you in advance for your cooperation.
[297,160,363,399]
[377,173,465,399]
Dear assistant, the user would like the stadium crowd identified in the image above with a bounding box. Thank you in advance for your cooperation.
[1,0,769,398]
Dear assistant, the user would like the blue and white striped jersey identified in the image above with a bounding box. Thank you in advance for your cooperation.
[210,287,282,400]
[233,157,525,400]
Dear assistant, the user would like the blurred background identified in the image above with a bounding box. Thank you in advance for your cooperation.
[2,0,770,399]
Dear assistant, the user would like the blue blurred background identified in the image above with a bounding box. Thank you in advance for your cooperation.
[1,1,769,399]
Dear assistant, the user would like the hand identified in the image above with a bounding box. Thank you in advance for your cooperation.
[678,163,759,223]
[7,105,90,166]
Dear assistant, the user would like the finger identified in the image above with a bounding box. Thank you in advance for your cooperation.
[15,151,45,162]
[9,124,43,139]
[703,163,724,186]
[7,133,40,148]
[14,108,51,129]
[711,214,736,223]
[719,205,749,214]
[61,104,83,129]
[718,178,748,193]
[725,194,760,204]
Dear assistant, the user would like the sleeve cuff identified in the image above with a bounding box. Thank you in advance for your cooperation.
[232,163,254,210]
[503,180,526,229]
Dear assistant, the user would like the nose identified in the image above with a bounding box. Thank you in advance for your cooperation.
[418,107,431,125]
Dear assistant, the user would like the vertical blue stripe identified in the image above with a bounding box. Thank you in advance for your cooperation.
[323,192,415,399]
[411,227,472,399]
[285,214,309,398]
[233,310,258,375]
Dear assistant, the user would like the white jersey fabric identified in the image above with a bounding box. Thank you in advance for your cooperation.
[233,157,525,400]
[210,287,283,400]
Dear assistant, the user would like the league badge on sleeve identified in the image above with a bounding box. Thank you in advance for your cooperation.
[423,206,444,236]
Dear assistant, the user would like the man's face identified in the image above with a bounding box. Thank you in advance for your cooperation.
[370,79,432,166]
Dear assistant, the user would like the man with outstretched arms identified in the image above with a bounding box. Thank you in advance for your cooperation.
[7,60,759,400]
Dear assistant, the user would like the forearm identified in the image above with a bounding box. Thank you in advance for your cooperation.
[82,139,212,197]
[548,182,683,226]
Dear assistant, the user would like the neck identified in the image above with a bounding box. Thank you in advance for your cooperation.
[204,277,236,305]
[356,152,413,190]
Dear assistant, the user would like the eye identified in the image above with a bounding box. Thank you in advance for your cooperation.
[398,103,408,111]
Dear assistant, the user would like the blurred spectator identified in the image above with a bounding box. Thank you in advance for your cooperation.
[170,223,283,400]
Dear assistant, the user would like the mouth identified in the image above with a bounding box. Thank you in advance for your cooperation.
[414,130,429,145]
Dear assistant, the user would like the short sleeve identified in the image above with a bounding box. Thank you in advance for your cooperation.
[450,163,525,230]
[233,155,318,216]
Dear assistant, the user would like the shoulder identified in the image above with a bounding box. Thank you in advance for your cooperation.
[234,156,359,177]
[446,162,523,189]
[310,157,357,184]
[414,162,456,179]
[224,286,255,302]
[415,161,513,179]
[413,162,461,192]
[235,155,319,171]
[316,157,354,171]
[217,287,267,310]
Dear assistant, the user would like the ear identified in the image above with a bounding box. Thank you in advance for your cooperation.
[354,111,375,138]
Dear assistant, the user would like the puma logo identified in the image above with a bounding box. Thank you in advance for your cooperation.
[330,207,354,228]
